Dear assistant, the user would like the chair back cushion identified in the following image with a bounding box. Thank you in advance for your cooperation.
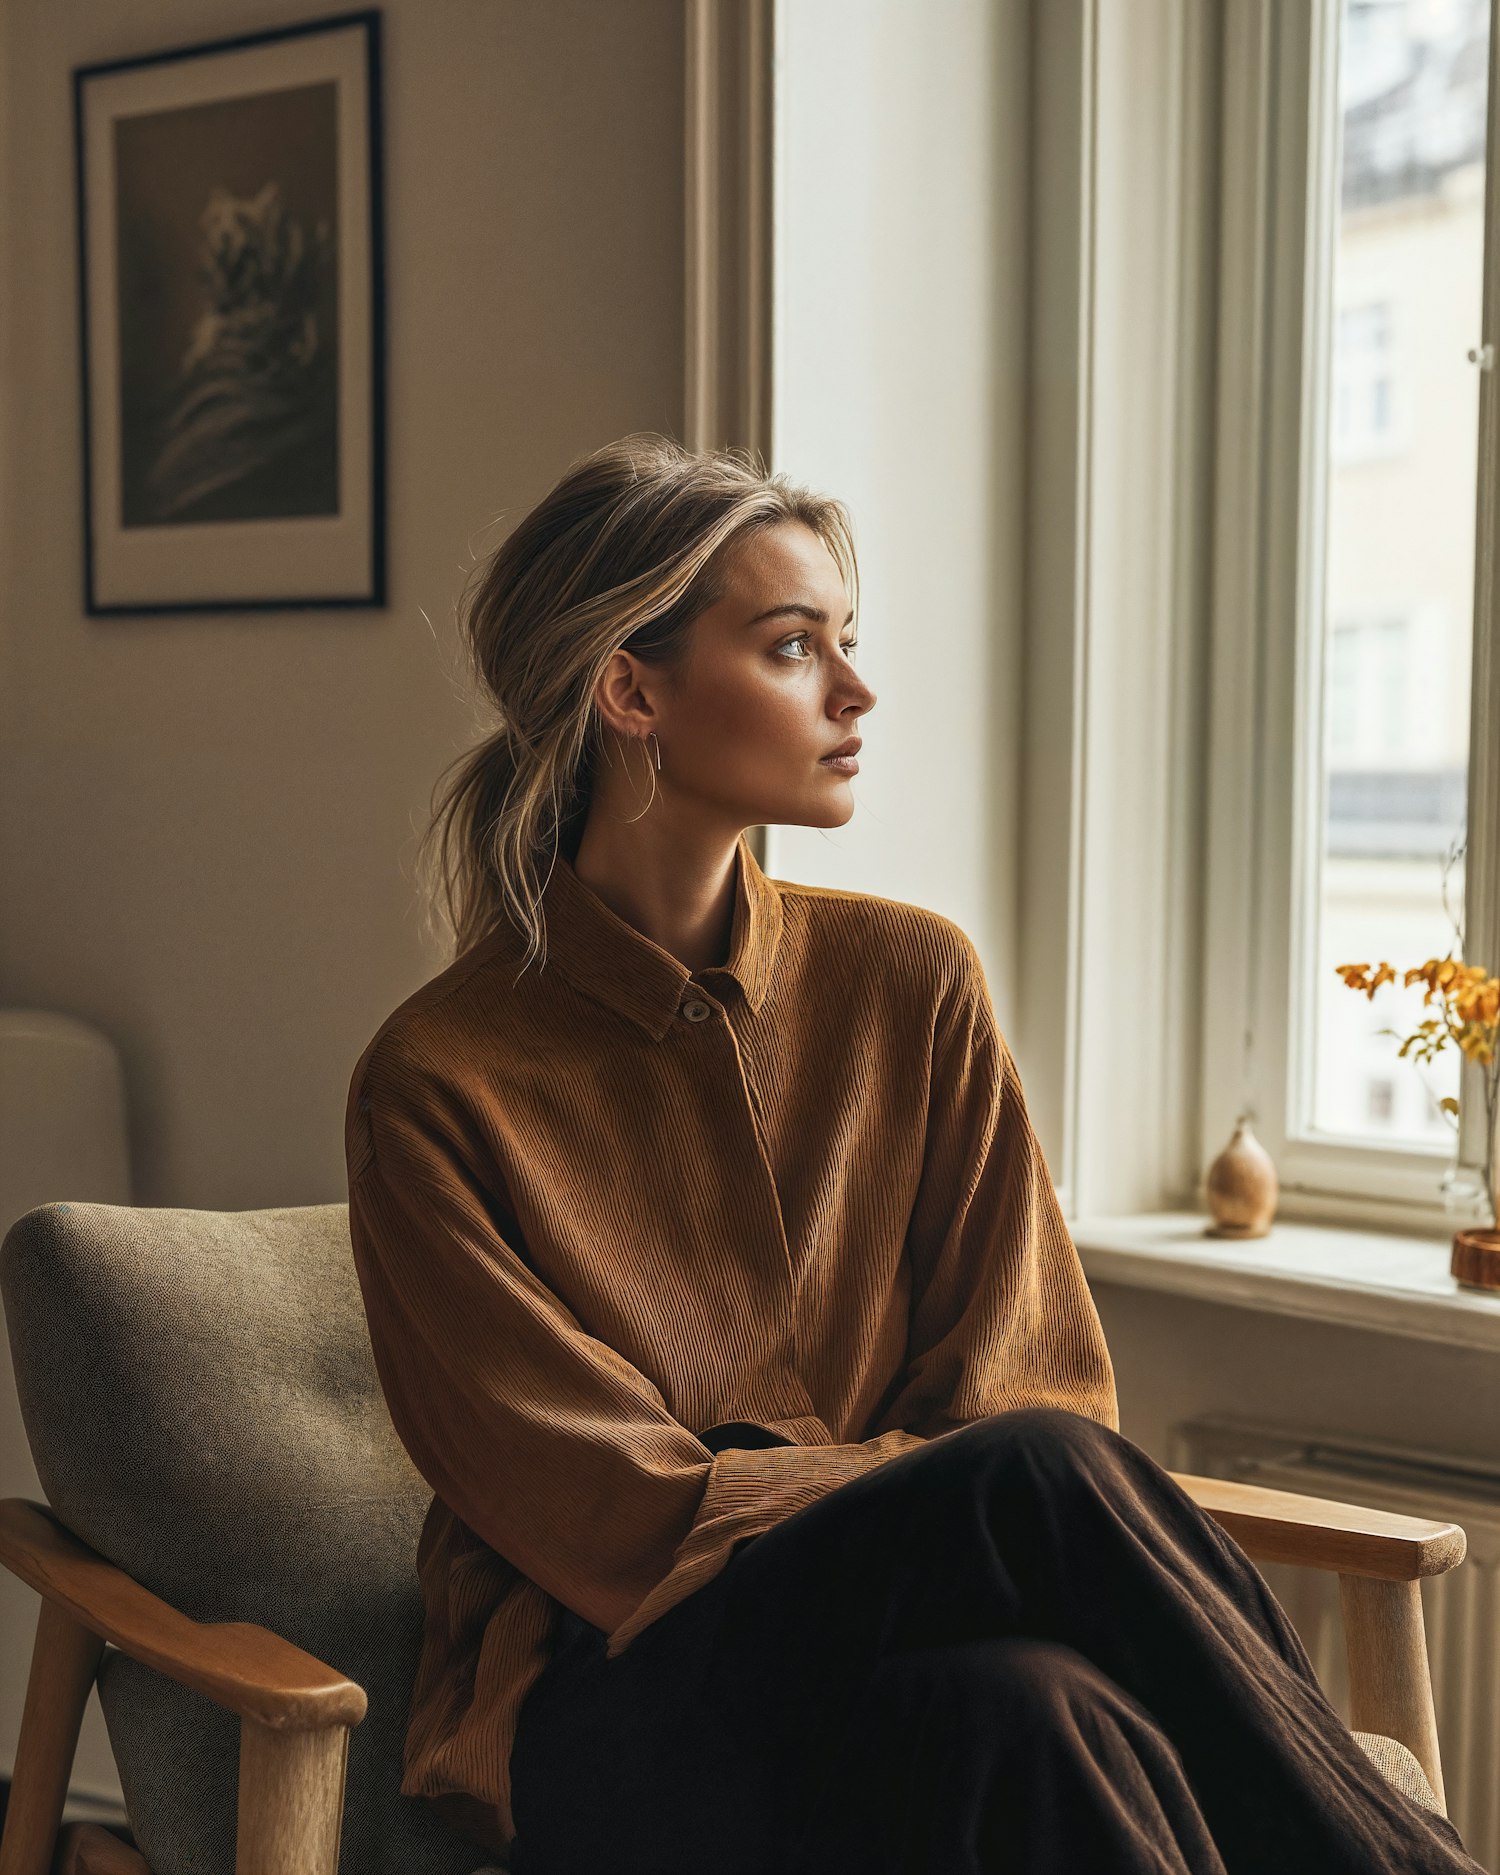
[1,1199,500,1875]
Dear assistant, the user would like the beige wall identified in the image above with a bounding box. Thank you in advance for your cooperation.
[769,0,1029,1024]
[1095,1283,1500,1468]
[0,0,686,1211]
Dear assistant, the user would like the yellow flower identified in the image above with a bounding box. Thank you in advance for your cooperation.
[1334,956,1500,1089]
[1333,961,1398,1000]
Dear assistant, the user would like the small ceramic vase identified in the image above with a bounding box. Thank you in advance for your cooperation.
[1204,1114,1278,1238]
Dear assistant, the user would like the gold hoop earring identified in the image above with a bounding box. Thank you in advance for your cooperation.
[622,728,661,823]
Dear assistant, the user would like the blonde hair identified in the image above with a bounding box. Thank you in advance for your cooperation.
[415,432,860,973]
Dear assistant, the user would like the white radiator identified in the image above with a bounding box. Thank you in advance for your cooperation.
[1169,1414,1500,1873]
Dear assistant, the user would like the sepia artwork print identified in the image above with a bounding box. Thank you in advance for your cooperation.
[74,11,384,612]
[116,88,340,528]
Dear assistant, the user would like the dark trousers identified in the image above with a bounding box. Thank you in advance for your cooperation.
[508,1406,1485,1874]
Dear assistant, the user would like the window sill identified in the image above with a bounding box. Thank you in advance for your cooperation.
[1070,1210,1500,1352]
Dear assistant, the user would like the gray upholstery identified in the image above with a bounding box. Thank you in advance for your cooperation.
[0,1199,501,1875]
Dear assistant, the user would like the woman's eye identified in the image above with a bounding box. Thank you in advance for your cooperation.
[776,634,860,661]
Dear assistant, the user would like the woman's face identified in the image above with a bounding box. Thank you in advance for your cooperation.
[596,518,878,835]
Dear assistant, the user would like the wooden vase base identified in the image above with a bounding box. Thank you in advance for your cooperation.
[1450,1228,1500,1293]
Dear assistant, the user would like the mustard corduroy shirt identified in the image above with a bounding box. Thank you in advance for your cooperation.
[344,828,1119,1858]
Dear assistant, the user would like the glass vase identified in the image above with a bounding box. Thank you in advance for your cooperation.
[1445,1158,1500,1291]
[1441,1160,1491,1229]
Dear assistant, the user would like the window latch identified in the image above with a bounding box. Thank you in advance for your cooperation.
[1467,342,1494,370]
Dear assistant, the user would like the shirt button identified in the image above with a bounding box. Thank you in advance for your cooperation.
[681,998,712,1022]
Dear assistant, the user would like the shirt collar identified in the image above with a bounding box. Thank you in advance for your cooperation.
[538,830,784,1039]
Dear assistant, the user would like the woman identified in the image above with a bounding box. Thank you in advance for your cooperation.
[345,434,1482,1875]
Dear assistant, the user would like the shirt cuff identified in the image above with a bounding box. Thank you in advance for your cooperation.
[604,1427,927,1657]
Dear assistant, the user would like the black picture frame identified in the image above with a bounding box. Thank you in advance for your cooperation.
[73,9,386,614]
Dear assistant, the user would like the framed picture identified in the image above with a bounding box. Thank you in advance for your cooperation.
[73,10,385,614]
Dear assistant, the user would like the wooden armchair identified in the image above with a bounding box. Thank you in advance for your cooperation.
[0,1201,1458,1875]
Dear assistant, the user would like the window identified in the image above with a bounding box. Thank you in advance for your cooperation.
[1204,0,1498,1229]
[1332,300,1399,457]
[1312,0,1484,1166]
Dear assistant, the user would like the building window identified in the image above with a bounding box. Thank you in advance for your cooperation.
[1332,300,1398,458]
[1327,616,1413,765]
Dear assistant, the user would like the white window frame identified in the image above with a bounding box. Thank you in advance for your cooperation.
[1201,0,1500,1235]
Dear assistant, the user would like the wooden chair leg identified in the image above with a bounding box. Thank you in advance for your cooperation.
[235,1719,349,1875]
[1339,1572,1446,1811]
[0,1599,106,1875]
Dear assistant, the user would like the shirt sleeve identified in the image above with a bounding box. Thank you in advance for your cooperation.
[868,930,1120,1443]
[345,1041,925,1658]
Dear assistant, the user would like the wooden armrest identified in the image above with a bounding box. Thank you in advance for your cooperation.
[0,1498,366,1731]
[1171,1471,1466,1581]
